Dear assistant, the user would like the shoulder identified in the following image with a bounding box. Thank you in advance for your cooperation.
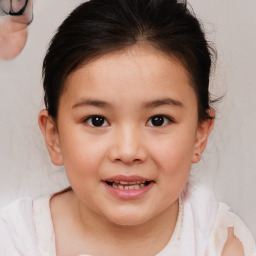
[180,185,256,256]
[0,197,43,255]
[0,197,34,228]
[206,203,256,256]
[222,227,244,256]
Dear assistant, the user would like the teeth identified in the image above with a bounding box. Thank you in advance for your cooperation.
[119,181,144,185]
[110,182,147,190]
[106,180,150,190]
[115,181,146,185]
[119,181,128,184]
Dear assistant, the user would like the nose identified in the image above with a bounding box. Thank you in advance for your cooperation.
[108,126,147,165]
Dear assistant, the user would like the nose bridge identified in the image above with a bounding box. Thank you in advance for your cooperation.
[110,123,146,164]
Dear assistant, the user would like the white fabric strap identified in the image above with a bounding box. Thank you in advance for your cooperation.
[177,184,218,256]
[33,195,56,256]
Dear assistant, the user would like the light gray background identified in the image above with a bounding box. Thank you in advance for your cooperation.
[0,0,255,239]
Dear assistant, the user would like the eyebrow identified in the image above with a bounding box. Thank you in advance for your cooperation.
[72,97,183,109]
[72,99,111,109]
[142,98,184,109]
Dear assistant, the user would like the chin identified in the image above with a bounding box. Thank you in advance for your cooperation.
[104,210,152,227]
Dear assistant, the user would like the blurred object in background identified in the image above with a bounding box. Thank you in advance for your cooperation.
[0,0,33,60]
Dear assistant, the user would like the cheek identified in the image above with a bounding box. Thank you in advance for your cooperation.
[157,145,192,177]
[150,131,196,178]
[60,134,107,178]
[62,142,105,198]
[155,144,191,199]
[152,131,196,163]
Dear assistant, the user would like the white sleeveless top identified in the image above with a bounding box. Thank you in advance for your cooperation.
[0,185,255,256]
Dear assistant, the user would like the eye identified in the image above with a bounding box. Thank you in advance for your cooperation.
[146,115,173,127]
[84,115,109,127]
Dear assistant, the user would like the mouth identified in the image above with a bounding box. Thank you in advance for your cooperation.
[105,180,152,190]
[103,175,155,199]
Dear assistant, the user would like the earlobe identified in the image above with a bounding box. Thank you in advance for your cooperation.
[38,109,64,166]
[192,110,215,163]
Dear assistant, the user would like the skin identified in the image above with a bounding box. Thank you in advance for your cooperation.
[0,16,27,60]
[39,45,242,256]
[222,228,244,256]
[0,0,32,60]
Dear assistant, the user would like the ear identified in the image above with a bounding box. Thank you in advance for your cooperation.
[192,109,215,163]
[38,109,64,166]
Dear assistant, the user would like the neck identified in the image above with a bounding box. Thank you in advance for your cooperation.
[76,194,179,255]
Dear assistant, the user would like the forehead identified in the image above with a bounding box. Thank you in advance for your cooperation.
[61,45,197,108]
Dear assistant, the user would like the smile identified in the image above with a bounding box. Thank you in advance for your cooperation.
[103,175,154,199]
[105,181,151,190]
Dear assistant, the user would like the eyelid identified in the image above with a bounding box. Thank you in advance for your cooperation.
[82,114,174,127]
[146,115,174,127]
[83,115,110,127]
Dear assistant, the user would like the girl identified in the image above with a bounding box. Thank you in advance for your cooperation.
[0,0,255,255]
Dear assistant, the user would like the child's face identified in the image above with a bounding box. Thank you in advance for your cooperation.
[42,45,212,226]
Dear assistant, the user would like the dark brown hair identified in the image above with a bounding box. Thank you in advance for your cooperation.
[43,0,216,122]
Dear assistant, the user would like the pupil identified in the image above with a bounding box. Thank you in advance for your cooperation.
[92,116,104,126]
[152,116,164,126]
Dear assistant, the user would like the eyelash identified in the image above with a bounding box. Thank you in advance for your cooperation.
[83,115,174,127]
[83,115,110,127]
[146,115,174,127]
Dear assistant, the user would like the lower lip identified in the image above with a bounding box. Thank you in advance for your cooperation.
[103,182,154,200]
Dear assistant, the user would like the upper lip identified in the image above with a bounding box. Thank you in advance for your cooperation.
[104,175,152,182]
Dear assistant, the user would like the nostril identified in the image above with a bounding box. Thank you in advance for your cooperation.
[133,158,143,164]
[109,153,147,164]
[108,135,147,164]
[114,157,144,165]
